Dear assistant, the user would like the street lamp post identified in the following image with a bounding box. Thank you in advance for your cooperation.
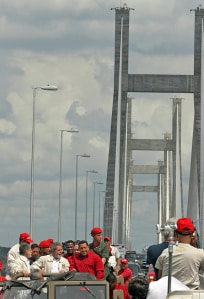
[85,170,98,239]
[75,154,90,241]
[58,128,79,242]
[93,182,103,227]
[113,209,119,244]
[98,191,106,227]
[30,85,58,238]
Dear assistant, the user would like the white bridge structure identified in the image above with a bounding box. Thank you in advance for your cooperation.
[103,5,204,248]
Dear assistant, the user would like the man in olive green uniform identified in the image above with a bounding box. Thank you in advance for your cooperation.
[89,227,110,278]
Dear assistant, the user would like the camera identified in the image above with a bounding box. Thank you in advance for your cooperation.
[156,222,177,234]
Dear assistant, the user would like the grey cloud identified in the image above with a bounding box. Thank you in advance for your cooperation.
[132,120,148,128]
[66,101,111,133]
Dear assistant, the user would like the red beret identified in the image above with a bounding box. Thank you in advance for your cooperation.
[91,227,102,236]
[47,238,54,244]
[104,236,111,241]
[39,240,51,248]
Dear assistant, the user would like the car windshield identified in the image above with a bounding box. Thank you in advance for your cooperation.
[126,253,135,258]
[128,263,141,277]
[2,288,47,299]
[149,264,154,271]
[55,285,106,299]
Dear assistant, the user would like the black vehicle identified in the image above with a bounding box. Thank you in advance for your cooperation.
[128,262,142,277]
[134,253,148,274]
[0,272,110,299]
[125,251,137,262]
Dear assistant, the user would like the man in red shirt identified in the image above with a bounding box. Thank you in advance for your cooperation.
[106,274,130,299]
[118,258,132,287]
[70,240,104,279]
[63,240,75,265]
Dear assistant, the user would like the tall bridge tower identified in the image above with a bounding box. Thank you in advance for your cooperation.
[104,6,204,247]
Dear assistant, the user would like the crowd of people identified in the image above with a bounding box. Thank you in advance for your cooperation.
[4,217,204,299]
[5,226,133,298]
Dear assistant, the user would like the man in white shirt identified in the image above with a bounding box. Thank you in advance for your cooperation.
[10,243,32,280]
[104,236,120,273]
[6,232,33,279]
[30,242,69,277]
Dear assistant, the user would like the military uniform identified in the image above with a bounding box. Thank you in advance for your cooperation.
[89,241,110,278]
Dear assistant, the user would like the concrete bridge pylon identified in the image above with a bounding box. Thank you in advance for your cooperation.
[104,5,204,247]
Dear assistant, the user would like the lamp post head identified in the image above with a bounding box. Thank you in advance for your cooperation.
[88,170,98,174]
[79,154,91,158]
[62,128,79,133]
[40,85,58,91]
[94,182,104,185]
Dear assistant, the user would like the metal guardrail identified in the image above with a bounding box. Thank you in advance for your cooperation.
[167,290,204,298]
[200,273,204,289]
[166,274,204,298]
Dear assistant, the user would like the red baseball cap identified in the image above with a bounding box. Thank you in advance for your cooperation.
[121,258,128,264]
[39,240,51,248]
[91,227,102,236]
[19,232,33,243]
[104,236,111,241]
[176,217,195,235]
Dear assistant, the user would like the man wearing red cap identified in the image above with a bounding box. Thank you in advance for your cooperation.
[39,240,51,256]
[156,217,204,289]
[106,273,130,299]
[6,232,33,279]
[89,227,110,278]
[118,258,132,287]
[104,236,120,273]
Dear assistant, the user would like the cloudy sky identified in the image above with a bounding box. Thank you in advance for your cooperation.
[0,0,198,252]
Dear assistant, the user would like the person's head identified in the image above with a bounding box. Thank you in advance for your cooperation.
[195,229,201,248]
[120,258,128,269]
[19,243,32,259]
[66,240,75,255]
[104,236,111,246]
[31,243,39,260]
[39,240,51,256]
[106,274,117,290]
[19,232,33,245]
[190,229,198,247]
[74,243,79,254]
[128,277,149,299]
[51,242,63,259]
[90,227,102,243]
[176,217,195,244]
[78,240,89,256]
